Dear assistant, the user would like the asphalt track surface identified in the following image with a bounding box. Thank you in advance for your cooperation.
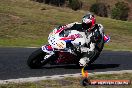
[0,48,132,80]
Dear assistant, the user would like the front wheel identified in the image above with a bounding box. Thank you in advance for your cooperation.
[27,48,50,69]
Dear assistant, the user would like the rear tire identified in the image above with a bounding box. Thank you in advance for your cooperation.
[27,48,50,69]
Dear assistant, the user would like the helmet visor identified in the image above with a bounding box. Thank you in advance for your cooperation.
[82,22,92,30]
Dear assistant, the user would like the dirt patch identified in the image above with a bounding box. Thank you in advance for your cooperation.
[9,14,21,20]
[0,13,22,23]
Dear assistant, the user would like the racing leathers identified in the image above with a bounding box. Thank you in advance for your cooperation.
[59,22,104,66]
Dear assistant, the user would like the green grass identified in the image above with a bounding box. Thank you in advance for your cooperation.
[0,0,132,50]
[0,73,132,88]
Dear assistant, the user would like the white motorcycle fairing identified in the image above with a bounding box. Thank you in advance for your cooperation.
[48,27,87,50]
[41,45,54,55]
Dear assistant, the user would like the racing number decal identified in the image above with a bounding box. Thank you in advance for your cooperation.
[49,36,56,45]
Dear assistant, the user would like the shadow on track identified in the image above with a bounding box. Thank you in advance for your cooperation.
[85,64,120,70]
[42,64,120,70]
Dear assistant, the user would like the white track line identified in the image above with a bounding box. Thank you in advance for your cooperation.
[0,70,132,84]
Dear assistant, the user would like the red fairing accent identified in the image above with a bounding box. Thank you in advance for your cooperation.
[46,45,53,51]
[55,26,67,34]
[60,37,71,40]
[60,36,75,41]
[47,45,52,49]
[104,35,110,43]
[104,35,108,41]
[60,34,81,41]
[55,28,64,34]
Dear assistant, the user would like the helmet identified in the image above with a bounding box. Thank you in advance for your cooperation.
[82,13,96,31]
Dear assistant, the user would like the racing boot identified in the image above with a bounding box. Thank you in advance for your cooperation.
[79,57,90,66]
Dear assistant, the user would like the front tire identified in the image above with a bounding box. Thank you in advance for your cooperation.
[27,48,50,69]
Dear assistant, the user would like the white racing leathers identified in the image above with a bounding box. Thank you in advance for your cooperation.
[79,24,104,66]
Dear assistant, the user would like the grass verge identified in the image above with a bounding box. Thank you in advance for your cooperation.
[0,0,132,51]
[0,73,132,88]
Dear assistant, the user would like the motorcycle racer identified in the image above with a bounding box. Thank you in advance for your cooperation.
[52,13,104,66]
[27,12,111,69]
[79,13,104,66]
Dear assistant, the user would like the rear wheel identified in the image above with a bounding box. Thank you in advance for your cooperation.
[27,48,50,69]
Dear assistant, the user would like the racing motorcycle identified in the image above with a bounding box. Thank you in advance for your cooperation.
[27,26,110,69]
